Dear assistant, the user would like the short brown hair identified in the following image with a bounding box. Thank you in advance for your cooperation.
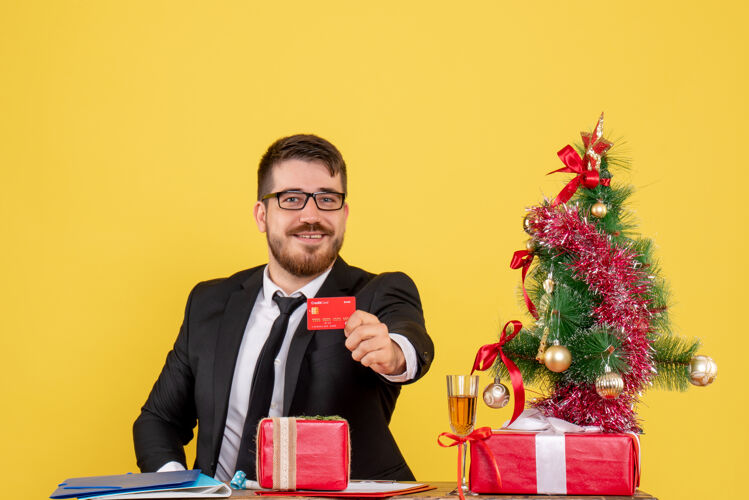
[257,134,347,200]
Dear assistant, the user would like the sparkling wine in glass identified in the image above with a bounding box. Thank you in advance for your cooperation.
[446,375,479,496]
[448,394,478,436]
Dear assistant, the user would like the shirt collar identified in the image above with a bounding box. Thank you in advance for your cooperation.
[261,265,334,306]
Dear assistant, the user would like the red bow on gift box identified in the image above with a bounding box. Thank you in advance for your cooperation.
[437,427,501,500]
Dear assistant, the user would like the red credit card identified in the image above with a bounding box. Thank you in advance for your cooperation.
[307,296,356,330]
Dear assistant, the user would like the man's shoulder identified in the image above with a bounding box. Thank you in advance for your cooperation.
[365,270,418,289]
[337,260,374,285]
[189,265,264,300]
[339,260,419,295]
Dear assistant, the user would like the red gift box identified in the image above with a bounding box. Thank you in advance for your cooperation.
[469,431,640,495]
[257,417,350,491]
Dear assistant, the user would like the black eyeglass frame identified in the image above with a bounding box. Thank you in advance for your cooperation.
[261,190,347,211]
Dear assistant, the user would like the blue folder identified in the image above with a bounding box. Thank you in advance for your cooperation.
[50,470,201,499]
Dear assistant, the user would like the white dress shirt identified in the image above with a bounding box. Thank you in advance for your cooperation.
[158,265,418,480]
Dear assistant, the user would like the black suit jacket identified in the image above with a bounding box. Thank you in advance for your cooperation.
[133,258,434,480]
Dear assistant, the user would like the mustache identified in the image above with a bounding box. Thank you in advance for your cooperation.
[287,223,333,236]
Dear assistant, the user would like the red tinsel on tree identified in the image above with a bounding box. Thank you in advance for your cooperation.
[527,204,655,432]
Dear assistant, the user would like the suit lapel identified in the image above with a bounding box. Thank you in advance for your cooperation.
[211,269,264,458]
[282,258,352,415]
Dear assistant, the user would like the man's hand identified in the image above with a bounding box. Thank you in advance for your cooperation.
[344,310,406,376]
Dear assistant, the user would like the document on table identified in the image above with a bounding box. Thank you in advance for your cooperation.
[82,474,231,498]
[50,471,230,499]
[254,481,435,497]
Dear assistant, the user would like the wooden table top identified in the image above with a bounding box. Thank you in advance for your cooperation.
[226,481,656,499]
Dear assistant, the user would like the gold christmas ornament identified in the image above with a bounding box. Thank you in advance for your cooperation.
[596,366,624,399]
[689,355,717,386]
[543,341,571,372]
[591,201,608,218]
[536,308,559,362]
[526,238,537,253]
[483,377,510,409]
[535,326,549,362]
[523,214,535,234]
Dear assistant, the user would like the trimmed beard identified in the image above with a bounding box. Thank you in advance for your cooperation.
[267,225,344,278]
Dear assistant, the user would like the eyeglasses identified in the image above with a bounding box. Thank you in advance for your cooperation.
[261,190,346,211]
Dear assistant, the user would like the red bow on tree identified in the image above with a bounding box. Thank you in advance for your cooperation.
[471,320,525,425]
[548,113,612,206]
[510,250,538,319]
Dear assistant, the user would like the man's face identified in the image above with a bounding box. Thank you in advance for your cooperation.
[254,159,349,278]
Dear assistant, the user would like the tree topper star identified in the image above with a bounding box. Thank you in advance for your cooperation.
[581,112,613,171]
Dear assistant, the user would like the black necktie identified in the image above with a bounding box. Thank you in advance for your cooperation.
[234,291,307,477]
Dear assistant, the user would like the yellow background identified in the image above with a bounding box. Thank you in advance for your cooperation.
[1,1,745,498]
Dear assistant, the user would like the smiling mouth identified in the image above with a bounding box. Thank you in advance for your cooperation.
[292,232,332,243]
[289,224,332,242]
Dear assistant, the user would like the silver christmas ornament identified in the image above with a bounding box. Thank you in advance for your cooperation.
[689,355,717,386]
[483,377,510,409]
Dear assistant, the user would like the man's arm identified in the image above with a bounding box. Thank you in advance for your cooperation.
[344,272,433,382]
[345,310,407,375]
[133,286,199,472]
[382,334,418,382]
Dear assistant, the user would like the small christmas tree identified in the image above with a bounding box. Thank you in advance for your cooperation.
[490,114,716,433]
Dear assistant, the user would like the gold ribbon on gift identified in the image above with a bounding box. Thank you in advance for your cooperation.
[271,417,297,490]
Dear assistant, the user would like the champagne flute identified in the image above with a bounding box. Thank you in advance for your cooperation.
[446,375,479,496]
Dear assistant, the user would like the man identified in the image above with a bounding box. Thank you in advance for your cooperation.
[133,134,434,482]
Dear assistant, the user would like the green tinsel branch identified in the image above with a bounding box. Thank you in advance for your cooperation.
[564,327,628,383]
[576,183,638,238]
[490,328,560,388]
[651,334,700,391]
